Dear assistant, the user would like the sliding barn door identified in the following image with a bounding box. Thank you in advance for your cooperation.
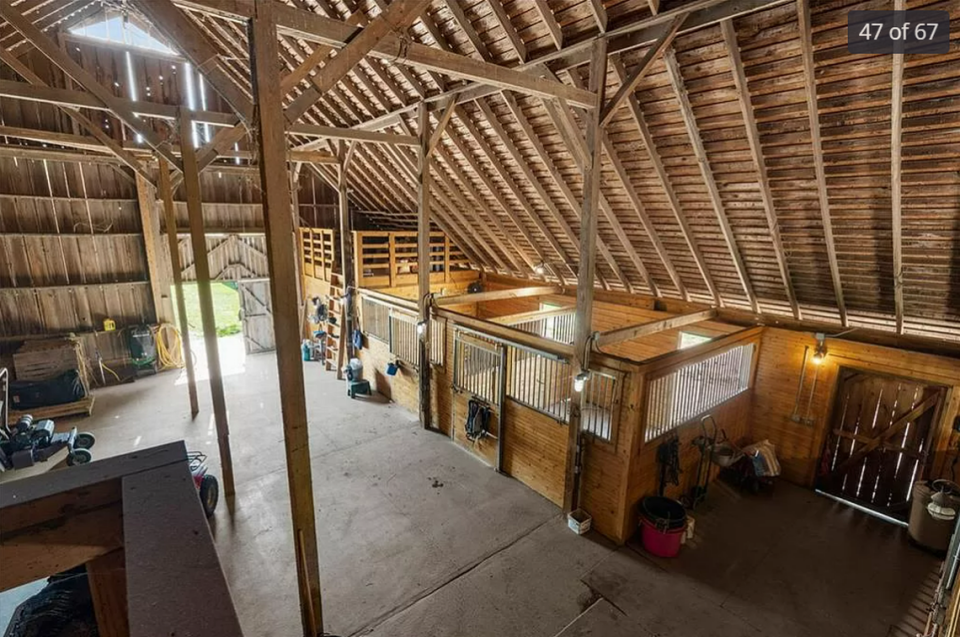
[817,368,946,517]
[238,280,275,354]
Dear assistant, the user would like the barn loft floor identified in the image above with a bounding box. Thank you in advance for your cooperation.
[4,356,940,637]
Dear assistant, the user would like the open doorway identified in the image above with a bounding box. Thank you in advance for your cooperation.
[170,281,247,380]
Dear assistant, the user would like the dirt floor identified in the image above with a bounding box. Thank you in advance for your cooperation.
[0,347,941,637]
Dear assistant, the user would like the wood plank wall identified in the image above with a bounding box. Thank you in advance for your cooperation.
[750,328,960,487]
[0,39,338,345]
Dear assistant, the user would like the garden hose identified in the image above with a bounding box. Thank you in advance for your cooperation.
[156,323,185,370]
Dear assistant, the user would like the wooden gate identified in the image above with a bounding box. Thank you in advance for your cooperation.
[238,280,274,354]
[817,368,946,517]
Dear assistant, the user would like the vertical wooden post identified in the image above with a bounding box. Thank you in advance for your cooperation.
[135,173,171,325]
[158,158,199,417]
[179,112,235,499]
[417,102,433,430]
[338,158,353,359]
[87,549,128,637]
[564,39,607,513]
[248,3,324,634]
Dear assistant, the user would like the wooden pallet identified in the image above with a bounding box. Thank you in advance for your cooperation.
[8,395,95,425]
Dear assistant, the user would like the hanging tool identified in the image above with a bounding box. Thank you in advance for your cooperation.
[657,434,681,497]
[688,415,719,510]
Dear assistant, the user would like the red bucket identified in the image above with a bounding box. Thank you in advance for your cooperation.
[640,516,685,557]
[639,496,686,558]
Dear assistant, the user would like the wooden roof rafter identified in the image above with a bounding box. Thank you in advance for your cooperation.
[431,141,541,272]
[890,0,905,334]
[662,45,759,313]
[797,0,847,327]
[720,18,800,320]
[453,104,586,281]
[608,56,720,305]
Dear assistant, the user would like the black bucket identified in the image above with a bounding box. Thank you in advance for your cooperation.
[641,496,686,531]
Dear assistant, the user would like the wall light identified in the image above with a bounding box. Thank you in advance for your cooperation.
[573,371,589,393]
[534,262,546,276]
[416,321,427,337]
[811,333,827,365]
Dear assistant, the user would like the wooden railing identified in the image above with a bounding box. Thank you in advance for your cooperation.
[300,227,336,282]
[354,230,473,289]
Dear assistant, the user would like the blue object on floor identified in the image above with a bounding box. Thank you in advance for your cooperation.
[347,379,371,399]
[386,362,399,376]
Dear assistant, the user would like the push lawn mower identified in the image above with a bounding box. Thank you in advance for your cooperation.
[0,414,95,471]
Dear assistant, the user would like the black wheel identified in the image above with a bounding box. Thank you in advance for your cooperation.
[199,474,219,518]
[74,432,96,450]
[67,448,92,466]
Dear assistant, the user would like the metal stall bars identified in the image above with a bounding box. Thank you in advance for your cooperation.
[644,342,755,443]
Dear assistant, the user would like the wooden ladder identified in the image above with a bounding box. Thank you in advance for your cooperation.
[325,272,347,378]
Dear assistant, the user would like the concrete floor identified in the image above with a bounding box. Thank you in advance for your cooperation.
[0,345,940,637]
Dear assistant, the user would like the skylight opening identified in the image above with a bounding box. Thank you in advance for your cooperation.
[70,15,175,55]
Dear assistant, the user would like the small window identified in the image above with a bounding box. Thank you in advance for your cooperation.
[678,331,712,350]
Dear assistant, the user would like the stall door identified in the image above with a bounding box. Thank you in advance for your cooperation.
[238,281,275,354]
[817,369,946,518]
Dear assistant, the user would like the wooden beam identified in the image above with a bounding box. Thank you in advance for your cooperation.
[129,0,253,122]
[610,56,719,303]
[433,146,538,272]
[285,0,430,123]
[586,0,609,32]
[135,174,170,326]
[417,103,433,431]
[158,158,200,417]
[443,0,490,59]
[290,124,419,146]
[248,4,324,634]
[0,47,153,183]
[601,132,687,299]
[533,0,563,50]
[435,307,575,359]
[183,0,598,108]
[798,0,847,326]
[87,549,129,637]
[663,46,758,313]
[0,504,123,591]
[891,0,905,334]
[179,112,236,497]
[0,2,182,171]
[484,0,525,61]
[600,14,685,128]
[721,19,800,320]
[454,106,578,277]
[436,285,562,307]
[441,119,556,271]
[565,39,607,513]
[427,97,456,155]
[490,305,574,325]
[595,309,717,347]
[474,98,636,293]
